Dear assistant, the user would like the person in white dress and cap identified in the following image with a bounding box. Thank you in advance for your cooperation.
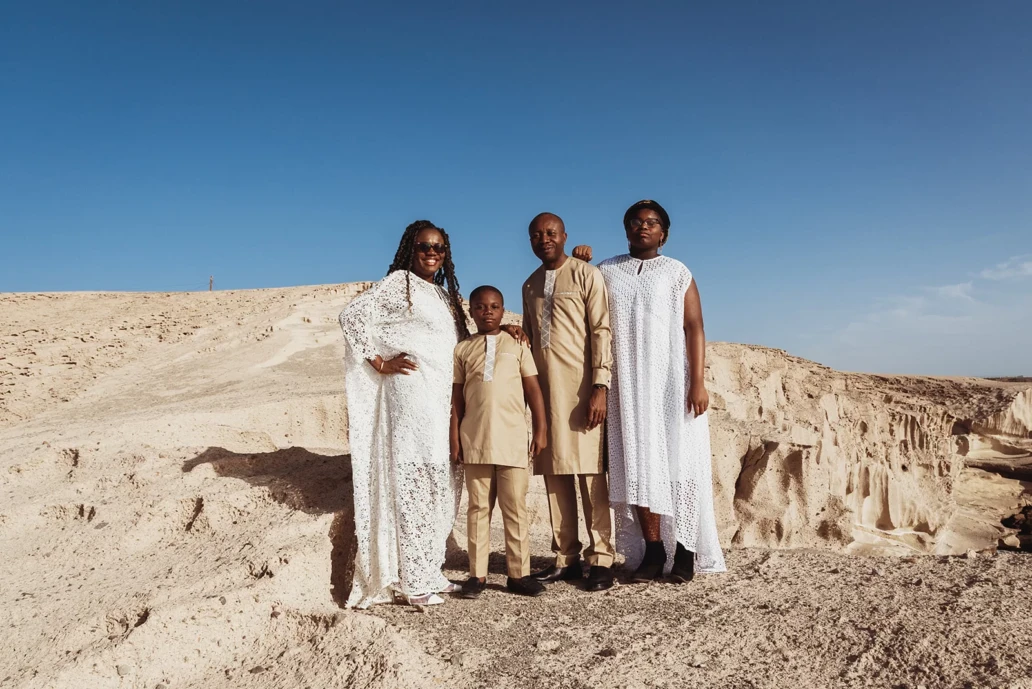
[573,200,726,582]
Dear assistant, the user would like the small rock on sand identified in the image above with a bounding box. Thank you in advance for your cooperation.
[450,650,479,667]
[536,638,561,653]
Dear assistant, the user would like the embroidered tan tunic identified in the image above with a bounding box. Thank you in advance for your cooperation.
[521,257,613,475]
[453,332,538,468]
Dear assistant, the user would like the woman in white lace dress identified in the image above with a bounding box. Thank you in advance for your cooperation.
[338,220,472,608]
[578,200,726,582]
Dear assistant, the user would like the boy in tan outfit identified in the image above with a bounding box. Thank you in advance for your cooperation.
[451,286,549,598]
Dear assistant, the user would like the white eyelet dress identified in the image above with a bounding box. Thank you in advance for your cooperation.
[339,270,462,607]
[597,254,726,574]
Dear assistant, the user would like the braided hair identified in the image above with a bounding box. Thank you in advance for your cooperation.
[386,220,471,340]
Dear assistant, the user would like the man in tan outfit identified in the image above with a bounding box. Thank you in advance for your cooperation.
[522,212,615,592]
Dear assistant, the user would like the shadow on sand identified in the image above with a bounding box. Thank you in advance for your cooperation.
[183,448,566,603]
[183,447,356,607]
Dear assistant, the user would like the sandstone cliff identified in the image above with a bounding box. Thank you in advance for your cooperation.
[704,342,1031,555]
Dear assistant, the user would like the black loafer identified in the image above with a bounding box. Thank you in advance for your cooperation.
[584,565,614,592]
[459,577,487,599]
[507,576,546,597]
[531,560,583,583]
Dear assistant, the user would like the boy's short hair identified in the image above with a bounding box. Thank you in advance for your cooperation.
[469,285,504,305]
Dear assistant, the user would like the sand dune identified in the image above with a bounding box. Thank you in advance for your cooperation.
[2,284,1031,688]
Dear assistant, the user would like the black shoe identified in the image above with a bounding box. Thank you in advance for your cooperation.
[507,576,546,597]
[531,560,583,583]
[584,565,614,592]
[631,541,667,583]
[459,577,486,599]
[670,543,695,583]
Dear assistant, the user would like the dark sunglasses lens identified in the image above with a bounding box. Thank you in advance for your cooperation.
[417,242,446,254]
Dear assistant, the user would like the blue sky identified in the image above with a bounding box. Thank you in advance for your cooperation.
[2,2,1030,376]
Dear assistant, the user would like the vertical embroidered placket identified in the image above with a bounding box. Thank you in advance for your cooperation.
[539,270,557,349]
[482,334,497,382]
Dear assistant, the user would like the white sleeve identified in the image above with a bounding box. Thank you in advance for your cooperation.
[338,271,408,361]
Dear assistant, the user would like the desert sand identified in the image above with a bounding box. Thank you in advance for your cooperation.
[2,284,1031,689]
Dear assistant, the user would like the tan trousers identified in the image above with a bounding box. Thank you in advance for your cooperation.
[543,473,615,568]
[465,464,531,579]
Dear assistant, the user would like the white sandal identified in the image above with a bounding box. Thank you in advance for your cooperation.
[406,593,445,607]
[438,581,462,594]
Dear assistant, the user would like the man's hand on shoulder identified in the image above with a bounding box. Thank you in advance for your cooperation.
[500,323,529,346]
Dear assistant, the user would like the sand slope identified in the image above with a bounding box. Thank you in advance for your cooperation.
[2,285,1031,688]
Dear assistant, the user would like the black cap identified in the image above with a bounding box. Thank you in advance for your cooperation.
[623,199,670,230]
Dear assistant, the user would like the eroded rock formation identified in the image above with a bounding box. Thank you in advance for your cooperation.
[703,343,1031,555]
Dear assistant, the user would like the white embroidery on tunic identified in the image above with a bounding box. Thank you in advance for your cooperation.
[540,269,557,349]
[483,335,497,382]
[597,254,726,575]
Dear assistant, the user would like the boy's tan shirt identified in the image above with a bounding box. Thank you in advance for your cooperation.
[453,331,538,467]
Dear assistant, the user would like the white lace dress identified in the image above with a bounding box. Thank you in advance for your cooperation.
[339,270,462,608]
[598,254,726,574]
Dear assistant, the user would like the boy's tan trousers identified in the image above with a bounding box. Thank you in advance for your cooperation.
[465,464,531,579]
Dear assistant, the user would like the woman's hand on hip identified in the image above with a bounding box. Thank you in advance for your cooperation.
[688,383,709,416]
[372,353,418,375]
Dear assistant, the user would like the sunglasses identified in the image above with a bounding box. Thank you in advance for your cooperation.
[415,242,447,255]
